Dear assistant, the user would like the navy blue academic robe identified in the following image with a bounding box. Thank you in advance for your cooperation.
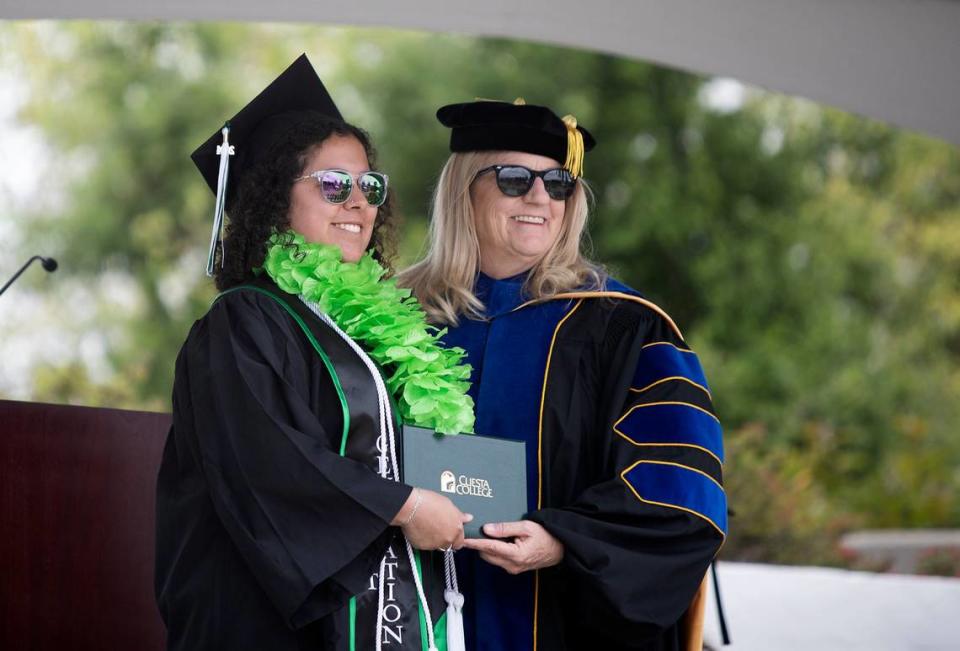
[442,272,726,651]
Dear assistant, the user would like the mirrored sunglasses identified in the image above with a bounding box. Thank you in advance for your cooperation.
[475,165,576,201]
[295,169,389,207]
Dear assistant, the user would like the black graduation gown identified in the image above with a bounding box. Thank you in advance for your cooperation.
[155,280,414,650]
[442,273,726,651]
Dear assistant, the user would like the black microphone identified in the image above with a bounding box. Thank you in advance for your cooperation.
[0,255,59,297]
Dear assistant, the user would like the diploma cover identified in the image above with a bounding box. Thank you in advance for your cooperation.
[400,425,527,538]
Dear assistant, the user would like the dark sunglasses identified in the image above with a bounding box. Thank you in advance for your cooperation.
[475,165,576,201]
[295,169,389,207]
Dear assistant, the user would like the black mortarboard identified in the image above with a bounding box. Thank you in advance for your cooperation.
[436,98,596,178]
[191,54,342,276]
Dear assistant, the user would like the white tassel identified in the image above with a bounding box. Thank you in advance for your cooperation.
[206,125,234,277]
[444,550,466,651]
[444,589,466,651]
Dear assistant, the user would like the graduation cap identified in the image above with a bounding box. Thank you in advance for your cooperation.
[436,98,596,178]
[191,54,342,276]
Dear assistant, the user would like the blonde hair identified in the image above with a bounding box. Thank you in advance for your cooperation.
[399,151,605,325]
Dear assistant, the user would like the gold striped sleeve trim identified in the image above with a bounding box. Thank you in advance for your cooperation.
[642,340,693,353]
[629,375,712,399]
[613,437,724,467]
[620,460,727,538]
[612,402,722,465]
[617,400,720,424]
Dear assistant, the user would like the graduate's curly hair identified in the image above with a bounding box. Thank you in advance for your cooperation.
[213,112,397,291]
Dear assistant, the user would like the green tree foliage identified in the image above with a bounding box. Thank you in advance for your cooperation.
[3,21,958,564]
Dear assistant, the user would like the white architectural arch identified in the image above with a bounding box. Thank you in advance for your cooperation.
[2,0,958,144]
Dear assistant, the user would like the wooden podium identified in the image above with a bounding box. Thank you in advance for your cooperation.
[0,399,169,650]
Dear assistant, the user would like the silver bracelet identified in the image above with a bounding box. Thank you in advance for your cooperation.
[401,488,423,526]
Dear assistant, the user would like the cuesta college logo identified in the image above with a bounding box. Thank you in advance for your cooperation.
[440,470,456,493]
[438,470,494,498]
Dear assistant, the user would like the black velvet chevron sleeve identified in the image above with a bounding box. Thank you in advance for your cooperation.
[528,298,726,648]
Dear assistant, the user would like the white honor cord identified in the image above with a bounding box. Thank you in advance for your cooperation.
[444,549,466,651]
[300,299,440,651]
[206,125,234,277]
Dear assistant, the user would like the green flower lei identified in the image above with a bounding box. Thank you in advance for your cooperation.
[261,231,474,435]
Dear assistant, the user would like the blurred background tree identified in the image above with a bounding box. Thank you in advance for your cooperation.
[1,21,957,567]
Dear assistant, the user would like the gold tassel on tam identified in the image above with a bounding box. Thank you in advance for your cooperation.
[561,114,585,178]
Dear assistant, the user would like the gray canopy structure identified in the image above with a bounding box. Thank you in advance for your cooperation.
[2,0,959,145]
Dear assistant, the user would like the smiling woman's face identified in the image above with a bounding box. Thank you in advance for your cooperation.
[470,151,567,279]
[288,134,377,262]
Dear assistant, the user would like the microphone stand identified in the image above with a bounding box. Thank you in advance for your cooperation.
[0,255,59,297]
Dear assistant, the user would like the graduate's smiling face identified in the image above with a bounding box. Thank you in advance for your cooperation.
[288,134,377,263]
[470,151,567,279]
